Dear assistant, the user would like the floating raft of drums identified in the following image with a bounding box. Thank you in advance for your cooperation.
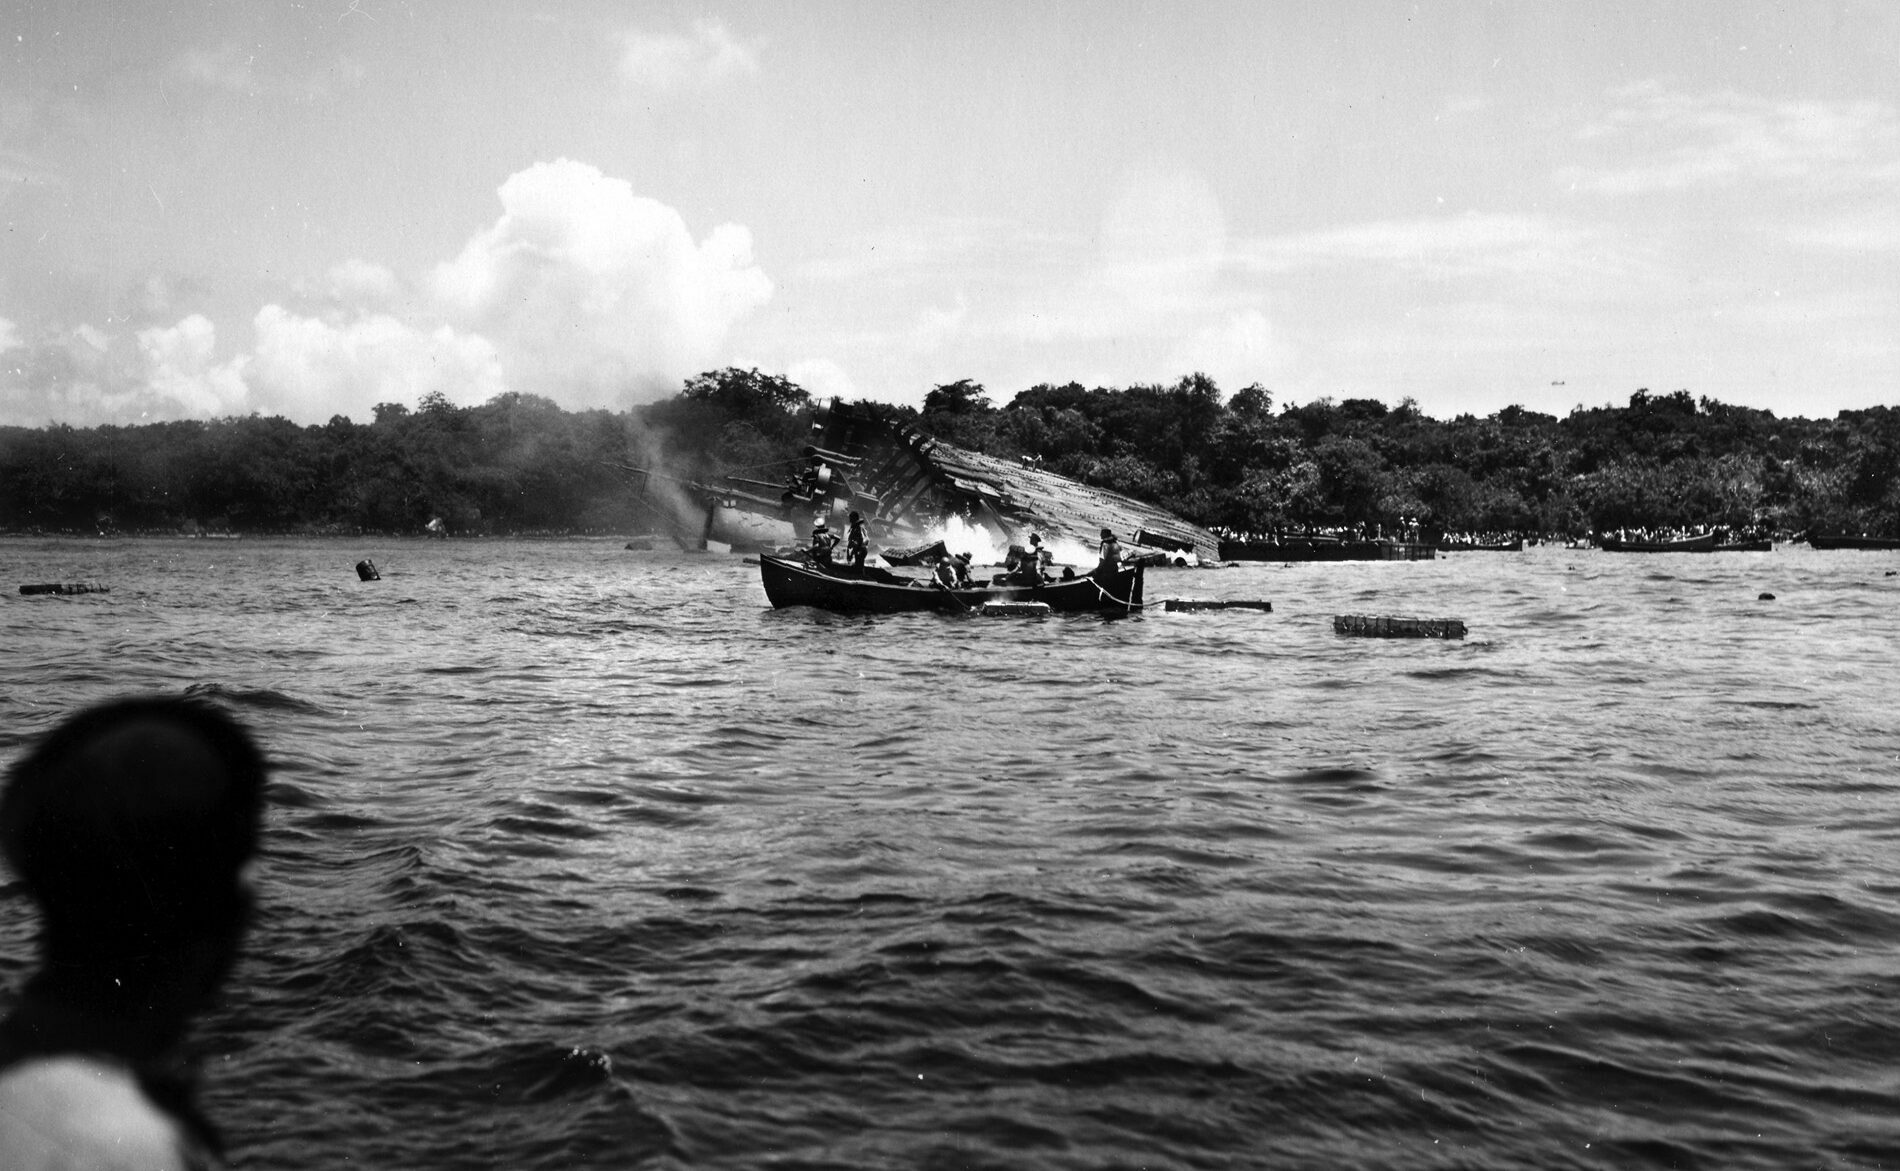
[981,600,1051,617]
[1334,614,1466,639]
[19,582,109,596]
[981,600,1052,617]
[1164,598,1273,612]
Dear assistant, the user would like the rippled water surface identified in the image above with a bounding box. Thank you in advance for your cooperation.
[3,536,1899,1169]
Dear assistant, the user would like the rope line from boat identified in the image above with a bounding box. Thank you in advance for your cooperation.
[1087,574,1144,610]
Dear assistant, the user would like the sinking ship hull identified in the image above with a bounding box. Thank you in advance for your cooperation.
[786,401,1220,562]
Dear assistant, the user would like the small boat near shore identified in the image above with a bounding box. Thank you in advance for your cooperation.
[1218,536,1435,562]
[758,554,1144,614]
[1599,532,1719,553]
[1806,533,1900,550]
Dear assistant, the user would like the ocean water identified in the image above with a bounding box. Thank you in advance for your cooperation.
[2,536,1898,1170]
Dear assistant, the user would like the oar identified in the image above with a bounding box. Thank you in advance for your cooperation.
[932,576,972,612]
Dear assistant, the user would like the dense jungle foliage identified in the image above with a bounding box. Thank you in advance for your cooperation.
[2,369,1896,538]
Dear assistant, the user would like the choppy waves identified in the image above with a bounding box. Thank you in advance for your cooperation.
[4,539,1900,1168]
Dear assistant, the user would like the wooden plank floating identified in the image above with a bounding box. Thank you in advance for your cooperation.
[1164,599,1273,612]
[980,600,1051,617]
[19,582,109,596]
[1334,614,1466,639]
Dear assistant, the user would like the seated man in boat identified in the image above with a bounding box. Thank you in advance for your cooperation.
[951,551,975,586]
[1005,534,1051,584]
[808,519,839,567]
[1095,528,1124,576]
[933,554,960,590]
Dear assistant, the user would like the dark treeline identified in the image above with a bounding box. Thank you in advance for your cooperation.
[0,370,812,536]
[2,370,1896,537]
[914,377,1900,539]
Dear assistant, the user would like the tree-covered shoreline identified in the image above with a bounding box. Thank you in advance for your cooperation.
[3,371,1896,540]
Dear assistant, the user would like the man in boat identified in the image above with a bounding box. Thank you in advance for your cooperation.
[844,511,869,570]
[1005,533,1050,585]
[0,696,268,1171]
[933,554,960,590]
[952,551,975,586]
[808,518,839,567]
[1096,528,1124,576]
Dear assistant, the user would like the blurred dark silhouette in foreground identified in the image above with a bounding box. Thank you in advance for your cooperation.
[0,696,266,1170]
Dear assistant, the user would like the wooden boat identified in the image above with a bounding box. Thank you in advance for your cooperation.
[758,554,1144,614]
[1598,532,1719,553]
[1714,539,1773,552]
[1437,538,1523,552]
[1807,534,1900,550]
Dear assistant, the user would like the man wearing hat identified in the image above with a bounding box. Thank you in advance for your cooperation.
[952,551,975,587]
[844,510,869,570]
[808,517,839,567]
[1096,527,1124,576]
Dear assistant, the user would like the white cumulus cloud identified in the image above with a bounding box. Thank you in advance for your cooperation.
[138,315,250,417]
[326,259,404,309]
[246,306,504,424]
[5,160,773,425]
[1166,309,1292,392]
[430,158,773,410]
[1559,83,1900,195]
[786,358,857,403]
[619,20,759,94]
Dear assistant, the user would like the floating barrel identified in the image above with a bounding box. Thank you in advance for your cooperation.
[981,600,1051,617]
[1333,614,1466,639]
[19,582,109,596]
[1165,598,1272,612]
[355,559,381,581]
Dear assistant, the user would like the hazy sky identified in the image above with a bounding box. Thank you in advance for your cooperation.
[2,1,1896,427]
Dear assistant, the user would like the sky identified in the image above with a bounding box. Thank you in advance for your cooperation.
[2,1,1896,429]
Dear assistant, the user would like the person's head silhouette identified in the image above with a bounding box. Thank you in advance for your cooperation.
[0,696,267,1168]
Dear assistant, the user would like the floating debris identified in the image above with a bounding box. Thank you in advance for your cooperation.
[1333,614,1466,639]
[980,600,1051,618]
[1164,599,1273,612]
[19,582,109,596]
[355,559,381,581]
[1758,592,1776,600]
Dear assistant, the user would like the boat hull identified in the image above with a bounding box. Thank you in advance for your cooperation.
[1807,534,1900,550]
[1598,533,1719,553]
[1219,538,1435,562]
[759,555,1144,614]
